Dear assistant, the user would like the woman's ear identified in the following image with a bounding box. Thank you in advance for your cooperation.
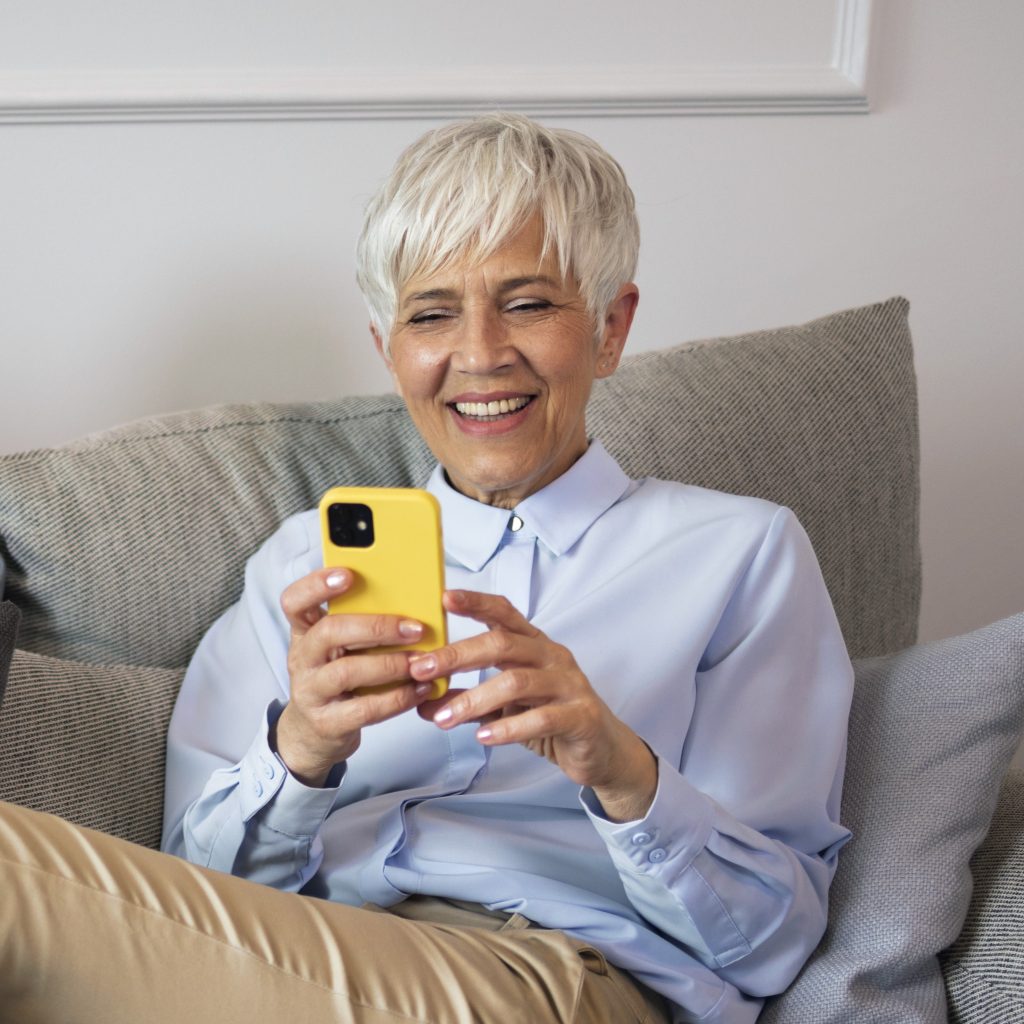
[371,324,403,397]
[595,283,639,378]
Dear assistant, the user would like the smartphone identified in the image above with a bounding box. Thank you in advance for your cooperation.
[319,486,447,699]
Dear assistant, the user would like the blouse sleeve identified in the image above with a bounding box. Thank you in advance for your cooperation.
[582,507,853,997]
[160,512,345,890]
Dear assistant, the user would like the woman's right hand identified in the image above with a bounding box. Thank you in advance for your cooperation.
[273,567,433,787]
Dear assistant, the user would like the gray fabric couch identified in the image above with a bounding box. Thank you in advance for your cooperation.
[1,297,1021,1022]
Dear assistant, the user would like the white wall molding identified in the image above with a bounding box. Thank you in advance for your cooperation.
[0,1,871,124]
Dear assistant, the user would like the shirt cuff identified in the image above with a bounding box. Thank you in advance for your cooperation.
[580,754,715,875]
[237,700,345,837]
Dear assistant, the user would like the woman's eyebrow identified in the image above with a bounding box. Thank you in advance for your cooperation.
[404,287,458,305]
[402,276,560,308]
[499,275,559,293]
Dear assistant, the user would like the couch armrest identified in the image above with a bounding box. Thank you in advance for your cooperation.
[941,767,1024,1022]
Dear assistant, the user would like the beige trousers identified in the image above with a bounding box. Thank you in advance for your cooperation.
[0,802,669,1024]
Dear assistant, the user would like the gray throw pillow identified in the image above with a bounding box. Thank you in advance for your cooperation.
[0,648,184,849]
[0,600,19,702]
[940,772,1024,1022]
[762,612,1024,1024]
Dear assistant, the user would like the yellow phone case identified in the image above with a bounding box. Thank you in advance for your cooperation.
[319,486,447,699]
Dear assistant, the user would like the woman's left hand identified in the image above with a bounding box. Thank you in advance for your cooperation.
[409,589,658,823]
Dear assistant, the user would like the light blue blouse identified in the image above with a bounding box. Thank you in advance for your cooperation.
[162,440,852,1023]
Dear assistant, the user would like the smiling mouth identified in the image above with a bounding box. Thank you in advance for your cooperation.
[451,396,534,421]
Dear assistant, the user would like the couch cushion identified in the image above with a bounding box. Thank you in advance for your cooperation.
[0,396,434,668]
[761,612,1024,1024]
[0,600,18,702]
[589,296,919,659]
[940,769,1024,1022]
[0,649,184,849]
[0,297,918,667]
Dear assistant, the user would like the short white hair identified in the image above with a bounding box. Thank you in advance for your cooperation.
[355,113,639,339]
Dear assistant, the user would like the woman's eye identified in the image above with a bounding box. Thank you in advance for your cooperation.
[507,299,552,313]
[408,310,455,325]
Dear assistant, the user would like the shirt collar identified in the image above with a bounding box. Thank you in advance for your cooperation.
[426,440,631,571]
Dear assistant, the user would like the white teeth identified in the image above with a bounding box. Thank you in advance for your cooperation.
[454,396,530,418]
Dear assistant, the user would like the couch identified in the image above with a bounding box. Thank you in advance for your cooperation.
[1,297,1021,1022]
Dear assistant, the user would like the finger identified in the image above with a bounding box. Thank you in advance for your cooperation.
[304,649,421,701]
[407,627,541,684]
[415,687,469,722]
[281,567,354,635]
[354,680,439,724]
[474,703,574,746]
[430,668,561,730]
[308,677,437,738]
[297,612,426,670]
[443,590,542,637]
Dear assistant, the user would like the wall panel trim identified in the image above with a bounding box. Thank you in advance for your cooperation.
[0,1,871,124]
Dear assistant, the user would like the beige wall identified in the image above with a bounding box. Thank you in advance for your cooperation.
[1,2,1022,768]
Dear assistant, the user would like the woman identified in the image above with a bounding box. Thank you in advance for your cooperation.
[4,115,852,1024]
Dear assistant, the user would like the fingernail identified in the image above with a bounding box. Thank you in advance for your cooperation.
[476,727,493,742]
[399,620,424,638]
[414,682,433,698]
[410,655,436,675]
[434,707,453,724]
[325,572,347,589]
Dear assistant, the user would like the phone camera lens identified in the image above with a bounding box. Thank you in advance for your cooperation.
[328,503,375,548]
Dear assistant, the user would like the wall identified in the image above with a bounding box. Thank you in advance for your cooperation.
[1,3,1022,760]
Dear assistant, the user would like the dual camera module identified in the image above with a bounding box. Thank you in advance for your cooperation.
[327,503,375,548]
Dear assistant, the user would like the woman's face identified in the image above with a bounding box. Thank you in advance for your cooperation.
[374,217,638,509]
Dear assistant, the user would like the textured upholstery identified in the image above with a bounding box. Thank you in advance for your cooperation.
[942,773,1024,1022]
[761,614,1024,1023]
[0,649,182,849]
[0,600,18,701]
[0,297,918,668]
[0,395,434,669]
[589,296,920,660]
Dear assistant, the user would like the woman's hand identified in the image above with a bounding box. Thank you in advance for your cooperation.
[410,590,658,823]
[274,568,434,788]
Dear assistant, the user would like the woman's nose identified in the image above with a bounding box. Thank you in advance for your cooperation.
[450,308,516,374]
